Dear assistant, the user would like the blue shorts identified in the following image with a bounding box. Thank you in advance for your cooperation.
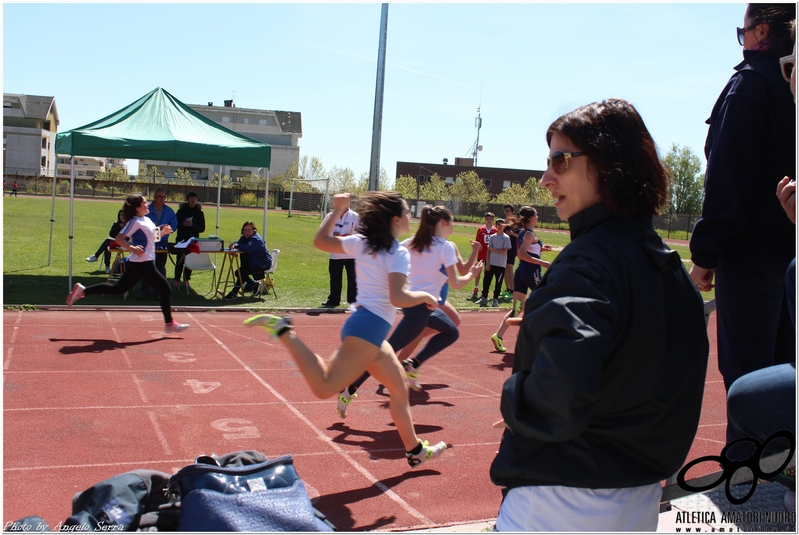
[341,306,391,347]
[513,261,542,295]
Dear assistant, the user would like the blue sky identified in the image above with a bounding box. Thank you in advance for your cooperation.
[3,2,749,181]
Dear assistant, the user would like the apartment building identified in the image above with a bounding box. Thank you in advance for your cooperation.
[396,157,543,197]
[55,156,127,179]
[138,99,301,181]
[3,93,59,177]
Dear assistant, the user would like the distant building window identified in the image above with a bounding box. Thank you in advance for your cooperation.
[503,181,511,189]
[418,175,425,183]
[41,156,47,167]
[222,117,231,123]
[484,179,492,187]
[3,101,11,108]
[243,118,249,124]
[259,119,267,126]
[445,176,453,184]
[42,138,48,149]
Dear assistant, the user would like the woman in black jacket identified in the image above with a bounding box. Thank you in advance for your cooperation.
[86,209,124,274]
[172,192,206,290]
[689,3,796,444]
[490,99,709,531]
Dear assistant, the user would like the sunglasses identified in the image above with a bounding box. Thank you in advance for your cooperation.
[736,23,759,46]
[780,53,795,83]
[154,195,165,198]
[547,151,586,175]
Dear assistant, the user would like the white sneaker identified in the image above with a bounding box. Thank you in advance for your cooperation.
[164,321,189,333]
[406,439,448,467]
[105,266,111,274]
[337,389,357,419]
[66,283,85,306]
[85,255,98,263]
[402,359,422,391]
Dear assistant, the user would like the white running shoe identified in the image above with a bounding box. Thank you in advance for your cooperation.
[402,359,422,391]
[164,321,189,333]
[406,439,448,467]
[85,255,98,263]
[66,283,85,306]
[337,389,357,419]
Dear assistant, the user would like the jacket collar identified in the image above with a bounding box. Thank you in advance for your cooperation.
[735,49,774,71]
[568,202,612,240]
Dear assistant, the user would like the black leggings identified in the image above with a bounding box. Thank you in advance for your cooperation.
[93,239,115,267]
[83,260,173,323]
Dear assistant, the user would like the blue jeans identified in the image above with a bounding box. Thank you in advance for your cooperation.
[727,363,796,459]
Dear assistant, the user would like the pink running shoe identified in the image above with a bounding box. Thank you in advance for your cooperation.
[164,321,189,333]
[66,283,85,306]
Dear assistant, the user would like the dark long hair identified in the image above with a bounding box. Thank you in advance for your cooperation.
[358,191,406,254]
[409,205,452,253]
[241,221,258,235]
[546,98,669,217]
[121,194,145,223]
[517,206,538,229]
[747,3,797,59]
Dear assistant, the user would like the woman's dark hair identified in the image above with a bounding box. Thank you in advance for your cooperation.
[517,206,538,228]
[409,205,452,252]
[121,194,145,223]
[358,191,406,254]
[241,221,257,234]
[747,3,797,58]
[546,98,669,217]
[117,209,124,221]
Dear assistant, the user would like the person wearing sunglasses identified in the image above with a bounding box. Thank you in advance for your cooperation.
[489,99,708,531]
[689,3,796,446]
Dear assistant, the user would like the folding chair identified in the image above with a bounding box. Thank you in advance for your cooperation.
[184,252,217,296]
[254,249,279,299]
[107,245,127,283]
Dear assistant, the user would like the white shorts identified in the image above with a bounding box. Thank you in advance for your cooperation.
[495,482,661,532]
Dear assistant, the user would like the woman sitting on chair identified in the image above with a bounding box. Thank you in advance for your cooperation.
[225,221,272,300]
[86,209,125,274]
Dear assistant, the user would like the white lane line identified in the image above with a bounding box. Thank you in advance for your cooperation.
[132,375,149,403]
[147,411,173,455]
[15,310,23,325]
[9,325,19,344]
[4,346,14,371]
[110,325,133,369]
[187,312,434,526]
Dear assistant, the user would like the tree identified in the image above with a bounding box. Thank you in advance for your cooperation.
[93,166,129,183]
[449,170,490,218]
[663,144,704,214]
[394,174,418,199]
[328,166,358,194]
[173,168,199,187]
[419,173,449,204]
[136,165,163,184]
[493,183,529,207]
[523,176,554,206]
[208,172,231,188]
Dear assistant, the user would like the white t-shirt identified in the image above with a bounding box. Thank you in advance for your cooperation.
[401,236,458,298]
[341,234,409,325]
[324,209,360,260]
[119,216,160,262]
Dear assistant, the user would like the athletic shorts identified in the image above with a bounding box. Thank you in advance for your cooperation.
[513,261,542,295]
[341,306,391,347]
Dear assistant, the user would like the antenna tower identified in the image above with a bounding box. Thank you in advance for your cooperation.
[467,83,483,165]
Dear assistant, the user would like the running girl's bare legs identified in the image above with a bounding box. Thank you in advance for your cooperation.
[496,291,527,339]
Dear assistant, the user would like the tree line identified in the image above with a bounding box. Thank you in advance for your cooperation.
[89,144,705,215]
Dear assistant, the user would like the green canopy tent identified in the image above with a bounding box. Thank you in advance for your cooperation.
[54,87,271,288]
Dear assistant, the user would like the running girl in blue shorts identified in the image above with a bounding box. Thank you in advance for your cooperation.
[490,206,551,352]
[339,205,483,415]
[244,192,448,467]
[66,194,189,334]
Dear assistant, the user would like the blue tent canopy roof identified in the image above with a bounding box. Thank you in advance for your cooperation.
[55,87,271,168]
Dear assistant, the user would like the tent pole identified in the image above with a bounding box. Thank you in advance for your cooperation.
[216,164,222,237]
[68,156,75,289]
[262,167,269,242]
[47,160,59,266]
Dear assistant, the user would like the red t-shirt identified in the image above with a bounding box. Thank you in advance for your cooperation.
[475,225,497,261]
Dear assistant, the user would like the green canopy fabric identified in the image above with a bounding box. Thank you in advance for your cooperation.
[55,87,271,167]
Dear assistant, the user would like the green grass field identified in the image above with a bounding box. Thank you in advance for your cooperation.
[2,195,709,308]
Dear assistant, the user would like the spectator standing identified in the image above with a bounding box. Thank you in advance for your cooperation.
[172,192,206,290]
[689,3,796,443]
[468,212,496,301]
[320,199,360,308]
[11,180,18,197]
[3,179,6,196]
[491,99,708,531]
[138,188,177,298]
[501,205,519,299]
[479,219,510,307]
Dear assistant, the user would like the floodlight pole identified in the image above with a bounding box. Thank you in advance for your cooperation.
[68,157,75,289]
[368,3,388,192]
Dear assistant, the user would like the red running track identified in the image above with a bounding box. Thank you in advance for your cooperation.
[2,308,724,531]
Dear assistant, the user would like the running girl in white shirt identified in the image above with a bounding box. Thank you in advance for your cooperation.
[338,205,483,416]
[490,206,551,352]
[66,194,189,333]
[244,192,448,467]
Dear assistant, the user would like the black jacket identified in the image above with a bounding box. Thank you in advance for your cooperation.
[490,203,709,490]
[691,50,796,269]
[175,202,206,243]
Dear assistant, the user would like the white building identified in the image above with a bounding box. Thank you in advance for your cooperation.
[55,156,127,179]
[138,99,302,181]
[3,93,59,178]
